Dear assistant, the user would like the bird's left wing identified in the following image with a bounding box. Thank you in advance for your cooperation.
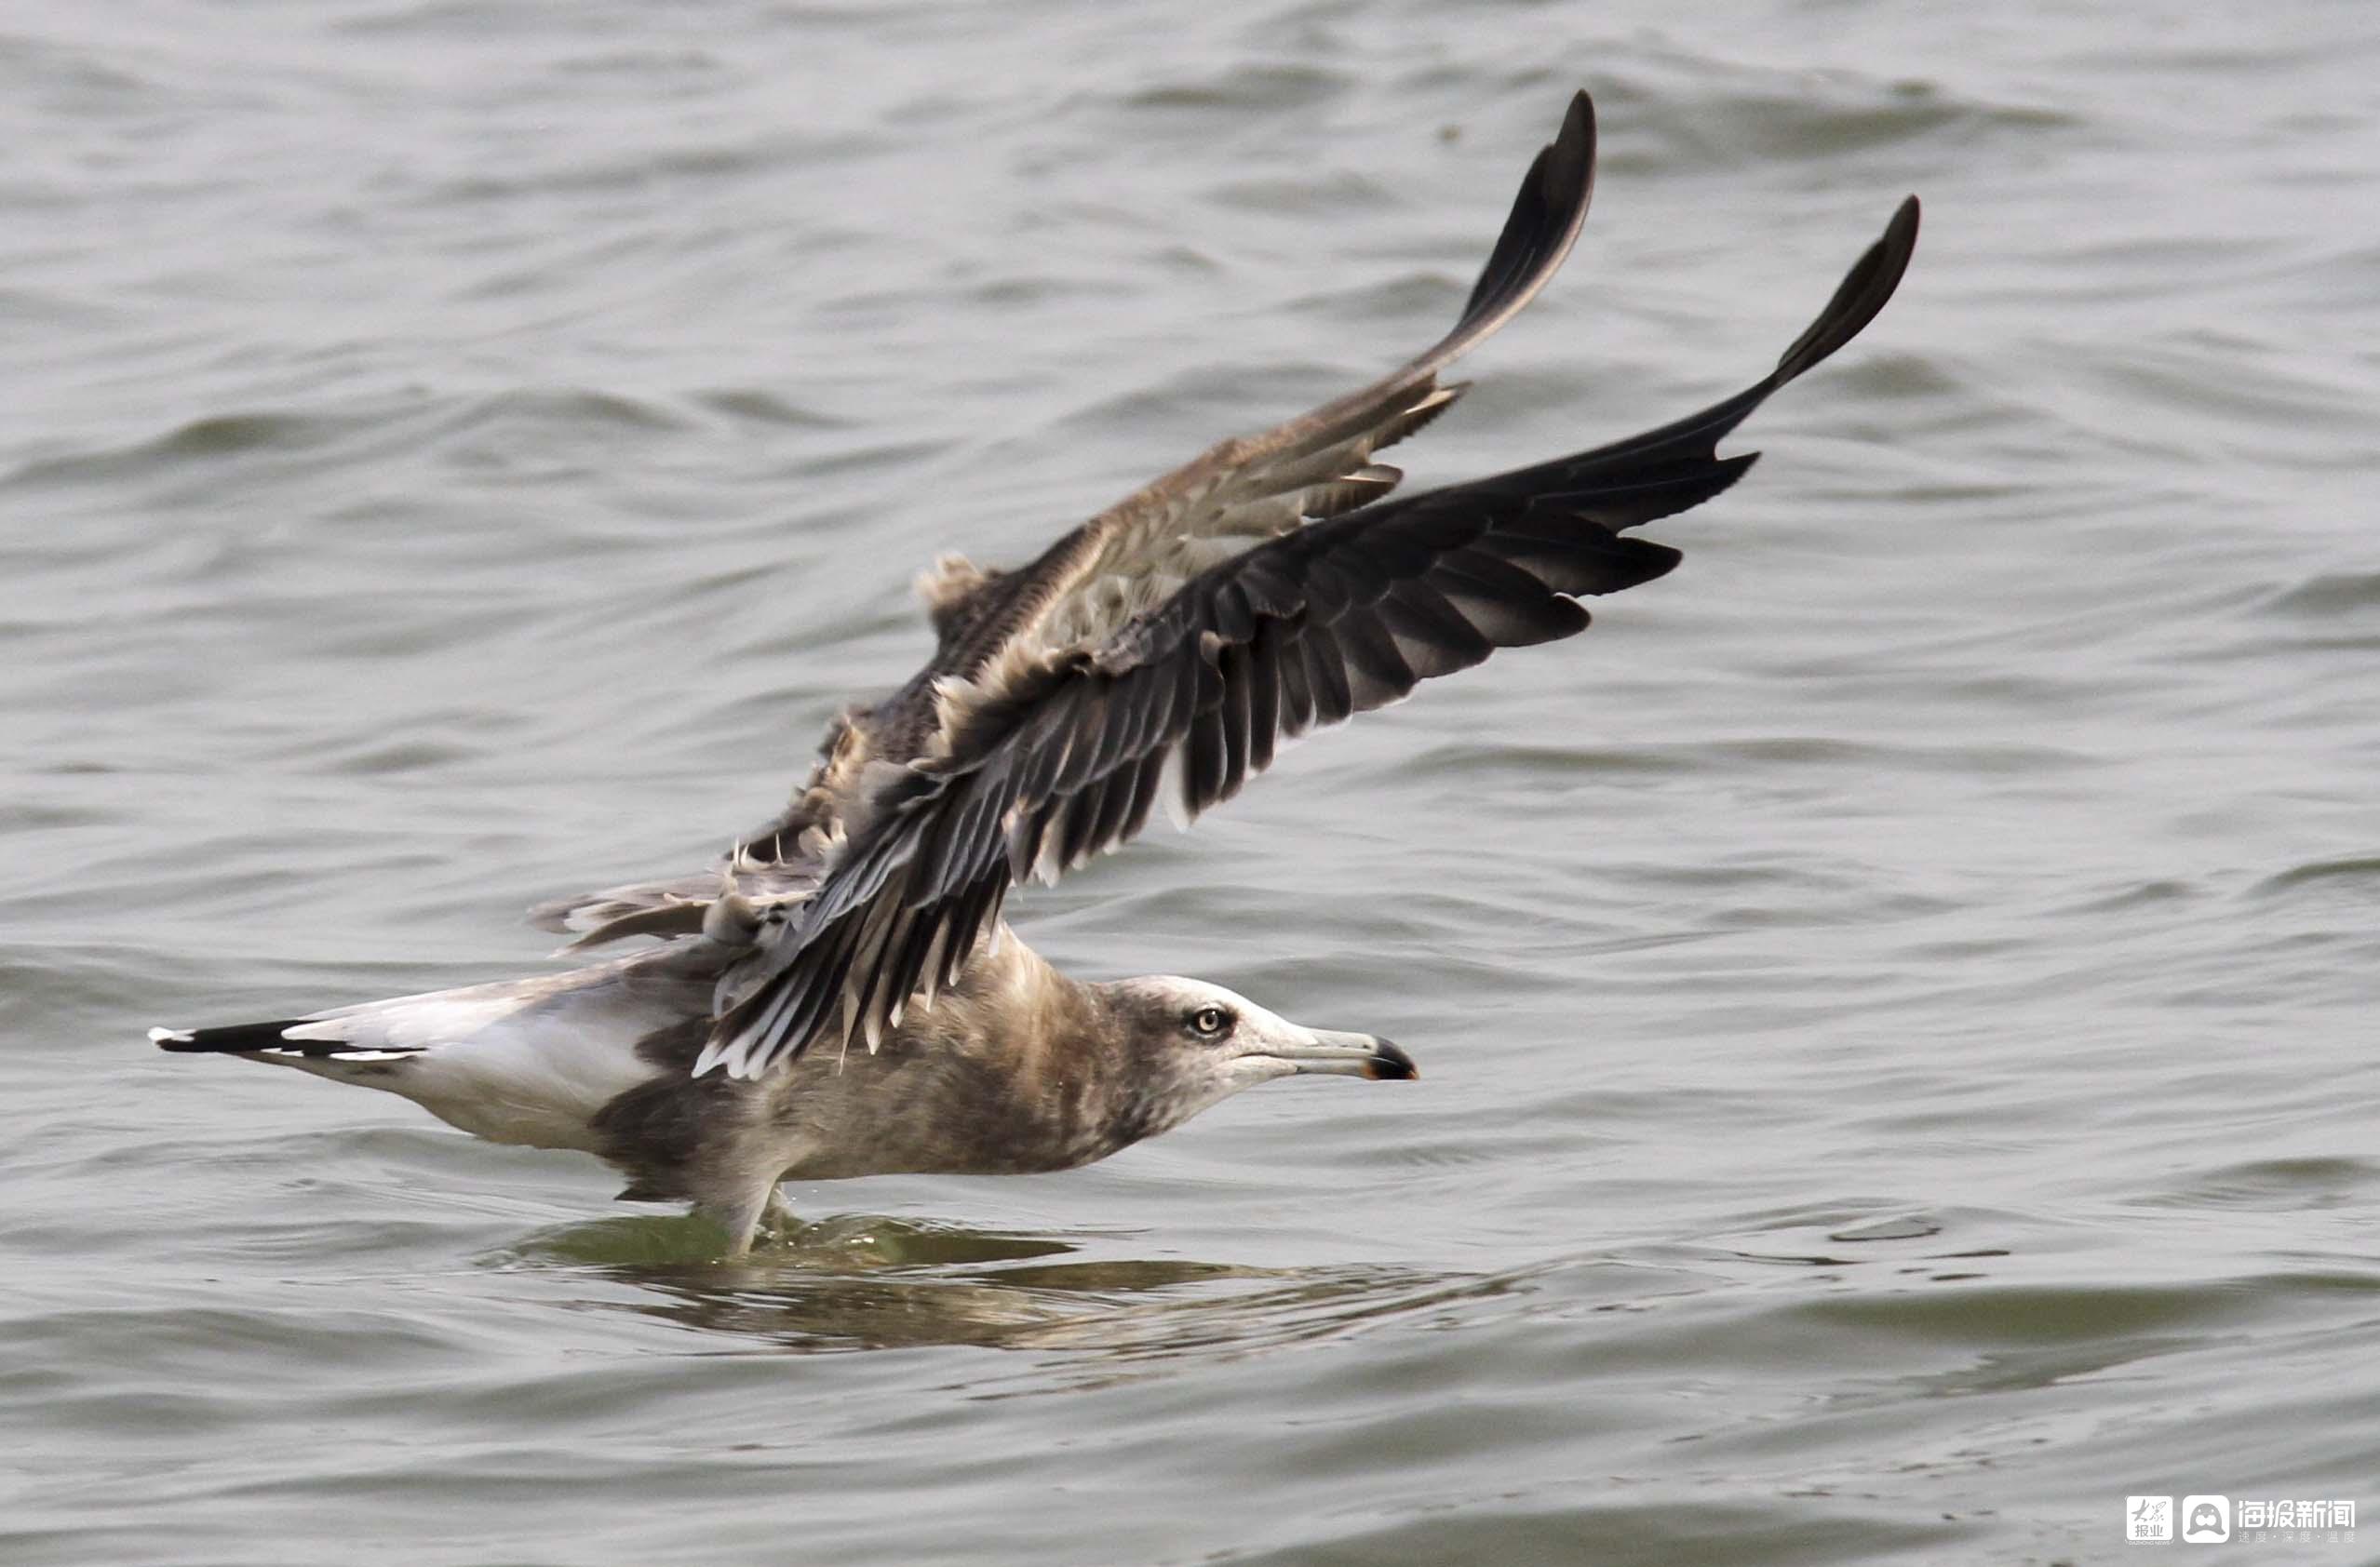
[542,94,1599,961]
[914,92,1600,684]
[695,194,1920,1079]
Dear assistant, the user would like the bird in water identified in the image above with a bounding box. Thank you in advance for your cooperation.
[154,92,1918,1254]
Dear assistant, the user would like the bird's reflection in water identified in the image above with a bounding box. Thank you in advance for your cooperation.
[503,1211,1524,1357]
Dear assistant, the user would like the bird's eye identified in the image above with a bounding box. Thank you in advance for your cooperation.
[1188,1005,1231,1038]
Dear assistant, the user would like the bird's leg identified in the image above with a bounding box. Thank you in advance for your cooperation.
[760,1186,799,1239]
[691,1180,782,1259]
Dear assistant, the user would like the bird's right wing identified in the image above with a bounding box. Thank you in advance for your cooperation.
[697,194,1921,1079]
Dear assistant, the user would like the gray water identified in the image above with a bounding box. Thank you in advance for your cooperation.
[5,2,2377,1562]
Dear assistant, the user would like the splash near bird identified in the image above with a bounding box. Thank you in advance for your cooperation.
[154,93,1918,1253]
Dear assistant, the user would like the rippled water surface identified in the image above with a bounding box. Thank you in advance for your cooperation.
[7,3,2379,1562]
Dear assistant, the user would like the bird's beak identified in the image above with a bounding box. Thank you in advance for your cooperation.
[1271,1029,1419,1080]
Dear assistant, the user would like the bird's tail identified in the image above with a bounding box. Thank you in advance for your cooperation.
[152,1020,307,1053]
[149,1019,415,1061]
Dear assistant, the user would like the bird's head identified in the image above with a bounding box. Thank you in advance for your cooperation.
[1092,975,1416,1140]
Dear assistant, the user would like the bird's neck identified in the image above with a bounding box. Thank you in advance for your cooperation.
[895,930,1145,1171]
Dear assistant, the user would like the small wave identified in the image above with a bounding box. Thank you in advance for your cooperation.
[1592,56,2080,175]
[1399,734,2091,783]
[688,388,852,429]
[1116,63,1354,115]
[2130,1156,2380,1213]
[0,386,700,494]
[2262,569,2380,619]
[2249,856,2380,899]
[5,409,370,489]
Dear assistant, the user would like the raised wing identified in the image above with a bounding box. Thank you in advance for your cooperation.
[916,91,1600,690]
[697,193,1922,1079]
[531,100,1597,952]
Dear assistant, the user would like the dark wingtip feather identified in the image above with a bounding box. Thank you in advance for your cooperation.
[1773,194,1920,385]
[1452,197,1914,528]
[1447,89,1598,353]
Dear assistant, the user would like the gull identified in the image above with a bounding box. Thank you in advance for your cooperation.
[154,92,1918,1253]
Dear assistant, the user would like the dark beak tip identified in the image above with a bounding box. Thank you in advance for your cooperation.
[1364,1039,1419,1081]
